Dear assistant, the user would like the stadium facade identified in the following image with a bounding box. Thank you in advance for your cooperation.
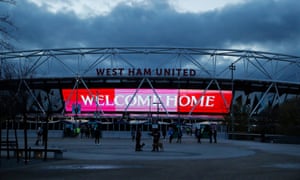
[0,47,300,132]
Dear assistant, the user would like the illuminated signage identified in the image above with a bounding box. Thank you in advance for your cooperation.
[62,88,232,114]
[96,68,196,77]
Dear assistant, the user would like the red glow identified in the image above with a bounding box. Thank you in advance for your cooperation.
[62,88,232,114]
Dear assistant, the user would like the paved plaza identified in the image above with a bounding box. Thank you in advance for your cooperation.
[1,134,300,180]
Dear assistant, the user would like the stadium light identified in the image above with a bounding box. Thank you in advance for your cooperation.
[229,63,236,132]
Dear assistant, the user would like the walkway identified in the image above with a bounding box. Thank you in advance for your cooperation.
[1,135,300,180]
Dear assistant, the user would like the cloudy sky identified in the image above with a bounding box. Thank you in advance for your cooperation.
[1,0,300,56]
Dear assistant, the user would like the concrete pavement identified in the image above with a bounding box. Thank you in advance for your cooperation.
[1,134,300,179]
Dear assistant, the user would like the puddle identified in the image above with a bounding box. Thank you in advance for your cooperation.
[264,163,300,169]
[47,164,141,170]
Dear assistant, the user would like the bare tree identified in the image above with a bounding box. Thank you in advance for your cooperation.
[1,0,18,146]
[277,98,300,136]
[0,0,16,51]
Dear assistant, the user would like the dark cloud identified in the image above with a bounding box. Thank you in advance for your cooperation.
[3,0,300,56]
[213,0,300,53]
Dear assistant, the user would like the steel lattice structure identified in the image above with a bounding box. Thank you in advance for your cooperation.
[0,47,300,120]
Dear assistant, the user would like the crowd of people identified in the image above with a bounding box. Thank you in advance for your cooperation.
[195,124,218,143]
[133,123,218,152]
[36,122,218,151]
[36,123,103,146]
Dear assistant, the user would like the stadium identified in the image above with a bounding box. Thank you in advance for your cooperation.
[0,47,300,135]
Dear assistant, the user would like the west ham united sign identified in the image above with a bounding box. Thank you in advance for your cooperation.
[62,88,232,114]
[96,68,196,77]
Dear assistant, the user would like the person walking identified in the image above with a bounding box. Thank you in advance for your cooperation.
[167,127,174,143]
[42,126,48,146]
[162,128,166,140]
[211,124,217,143]
[152,129,161,152]
[131,129,136,142]
[195,128,202,143]
[94,126,101,144]
[135,128,143,151]
[208,124,217,143]
[35,127,43,145]
[80,125,86,139]
[176,127,182,143]
[209,126,213,143]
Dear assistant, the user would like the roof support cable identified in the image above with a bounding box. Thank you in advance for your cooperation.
[183,54,211,77]
[124,78,145,113]
[82,53,111,75]
[188,79,214,116]
[80,77,105,116]
[23,80,46,114]
[249,82,274,117]
[146,78,169,116]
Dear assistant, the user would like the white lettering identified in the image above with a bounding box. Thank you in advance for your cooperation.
[192,95,200,106]
[98,95,105,106]
[137,96,149,106]
[166,95,177,106]
[104,95,114,106]
[178,95,215,107]
[125,95,136,105]
[114,95,124,106]
[179,95,190,107]
[206,96,215,107]
[79,93,216,109]
[81,95,94,105]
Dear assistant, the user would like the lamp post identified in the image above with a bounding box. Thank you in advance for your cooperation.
[74,78,79,126]
[177,77,181,126]
[95,91,100,122]
[148,96,152,131]
[153,102,161,129]
[149,96,152,120]
[229,63,236,132]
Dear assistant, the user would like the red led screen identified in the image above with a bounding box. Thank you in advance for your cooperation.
[62,88,232,114]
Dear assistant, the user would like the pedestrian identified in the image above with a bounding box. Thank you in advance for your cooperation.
[162,128,166,140]
[91,125,95,138]
[176,127,182,143]
[35,127,43,145]
[195,128,202,143]
[135,128,144,151]
[209,126,213,143]
[152,129,161,152]
[211,124,217,143]
[85,126,91,138]
[94,126,101,144]
[208,124,217,143]
[131,129,136,142]
[167,127,174,143]
[80,125,85,139]
[42,126,48,146]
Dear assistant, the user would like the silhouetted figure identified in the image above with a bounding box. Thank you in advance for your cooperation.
[176,127,182,143]
[152,129,161,152]
[195,128,202,143]
[35,127,43,145]
[42,126,47,146]
[135,128,143,151]
[209,127,213,143]
[162,128,166,139]
[94,126,101,144]
[131,129,136,142]
[213,129,217,143]
[168,127,174,143]
[210,124,217,143]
